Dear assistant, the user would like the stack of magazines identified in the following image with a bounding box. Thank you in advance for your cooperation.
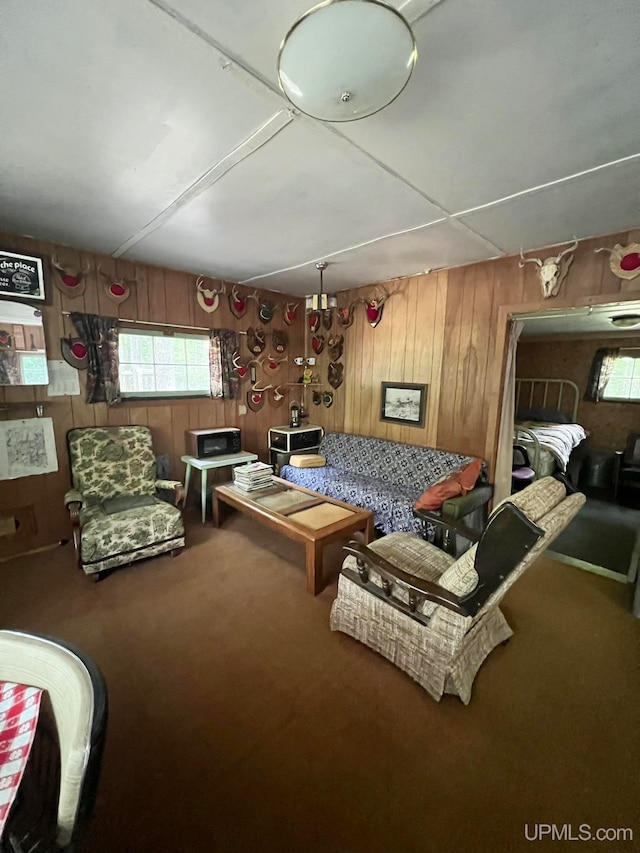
[233,461,274,492]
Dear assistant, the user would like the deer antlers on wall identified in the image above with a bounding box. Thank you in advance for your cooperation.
[98,264,137,304]
[195,276,226,313]
[51,253,90,297]
[282,301,300,326]
[229,285,257,319]
[519,239,578,298]
[594,243,640,280]
[361,284,392,327]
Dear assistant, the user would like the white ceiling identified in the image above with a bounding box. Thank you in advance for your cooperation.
[1,0,639,296]
[519,300,640,338]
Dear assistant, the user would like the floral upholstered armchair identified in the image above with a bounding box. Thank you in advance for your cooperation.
[331,476,585,704]
[65,426,185,579]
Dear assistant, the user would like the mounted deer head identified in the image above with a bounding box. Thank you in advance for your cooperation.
[271,329,289,354]
[195,276,226,313]
[519,240,578,298]
[272,385,286,406]
[232,351,262,383]
[362,284,391,328]
[247,380,273,412]
[328,333,344,361]
[229,285,257,319]
[257,298,274,324]
[594,243,640,281]
[98,264,137,304]
[336,300,357,329]
[264,352,288,375]
[282,301,299,326]
[51,253,90,297]
[245,326,266,355]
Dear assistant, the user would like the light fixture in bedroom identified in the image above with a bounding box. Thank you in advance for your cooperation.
[277,0,417,122]
[609,314,640,328]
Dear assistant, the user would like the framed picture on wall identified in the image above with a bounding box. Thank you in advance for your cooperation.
[0,250,47,304]
[380,382,428,427]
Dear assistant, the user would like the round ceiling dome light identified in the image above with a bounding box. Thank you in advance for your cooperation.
[277,0,417,122]
[609,314,640,328]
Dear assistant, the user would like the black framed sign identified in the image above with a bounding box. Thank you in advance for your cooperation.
[380,382,427,427]
[0,251,47,303]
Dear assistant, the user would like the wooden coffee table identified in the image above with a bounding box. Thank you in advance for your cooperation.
[213,476,374,595]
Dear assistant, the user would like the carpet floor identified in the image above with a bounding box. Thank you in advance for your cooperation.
[1,512,639,853]
[549,498,639,576]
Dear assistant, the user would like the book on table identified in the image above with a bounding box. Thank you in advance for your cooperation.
[233,462,274,491]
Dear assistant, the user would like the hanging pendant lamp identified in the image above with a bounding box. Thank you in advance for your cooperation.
[278,0,417,122]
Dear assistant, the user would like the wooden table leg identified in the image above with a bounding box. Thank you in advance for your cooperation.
[183,463,192,507]
[364,516,375,544]
[200,469,208,525]
[212,491,220,528]
[306,540,324,596]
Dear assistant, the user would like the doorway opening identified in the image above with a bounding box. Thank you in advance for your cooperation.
[506,299,640,584]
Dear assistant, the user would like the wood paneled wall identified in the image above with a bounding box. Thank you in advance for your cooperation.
[0,232,304,558]
[517,335,639,453]
[2,226,639,557]
[309,228,640,468]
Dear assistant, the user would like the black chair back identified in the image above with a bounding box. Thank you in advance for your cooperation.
[459,503,543,616]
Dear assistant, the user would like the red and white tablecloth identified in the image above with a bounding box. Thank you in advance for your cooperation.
[0,681,43,838]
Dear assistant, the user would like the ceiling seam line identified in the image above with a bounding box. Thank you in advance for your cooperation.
[452,152,640,218]
[146,0,458,217]
[111,110,293,258]
[446,220,504,255]
[139,0,640,257]
[399,0,448,26]
[146,0,281,97]
[238,217,451,284]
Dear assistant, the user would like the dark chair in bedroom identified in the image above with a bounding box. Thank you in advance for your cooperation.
[512,444,535,492]
[615,432,640,506]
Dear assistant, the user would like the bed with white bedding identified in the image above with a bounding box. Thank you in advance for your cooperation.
[514,379,588,480]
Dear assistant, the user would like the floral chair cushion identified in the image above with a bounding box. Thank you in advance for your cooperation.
[66,426,185,576]
[67,427,157,502]
[79,500,184,571]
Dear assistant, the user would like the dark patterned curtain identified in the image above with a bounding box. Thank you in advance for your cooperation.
[0,351,19,385]
[584,347,619,402]
[70,312,120,404]
[210,329,240,400]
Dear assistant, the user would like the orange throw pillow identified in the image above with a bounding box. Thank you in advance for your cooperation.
[454,458,483,494]
[414,477,463,511]
[414,459,483,511]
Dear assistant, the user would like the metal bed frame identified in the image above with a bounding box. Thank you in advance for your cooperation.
[514,378,581,479]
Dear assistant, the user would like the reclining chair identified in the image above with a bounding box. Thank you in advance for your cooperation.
[0,630,108,853]
[65,426,185,579]
[331,476,585,703]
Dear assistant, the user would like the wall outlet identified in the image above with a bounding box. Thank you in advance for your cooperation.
[238,404,247,416]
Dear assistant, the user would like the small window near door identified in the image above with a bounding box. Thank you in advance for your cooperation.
[119,329,211,399]
[602,349,640,402]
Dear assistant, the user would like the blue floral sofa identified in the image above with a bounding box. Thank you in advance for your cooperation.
[280,432,489,538]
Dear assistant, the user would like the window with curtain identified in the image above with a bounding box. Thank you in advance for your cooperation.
[602,349,640,402]
[119,328,211,399]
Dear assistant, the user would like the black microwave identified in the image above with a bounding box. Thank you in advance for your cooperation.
[186,428,241,459]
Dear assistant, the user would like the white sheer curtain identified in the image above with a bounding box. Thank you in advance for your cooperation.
[493,320,524,505]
